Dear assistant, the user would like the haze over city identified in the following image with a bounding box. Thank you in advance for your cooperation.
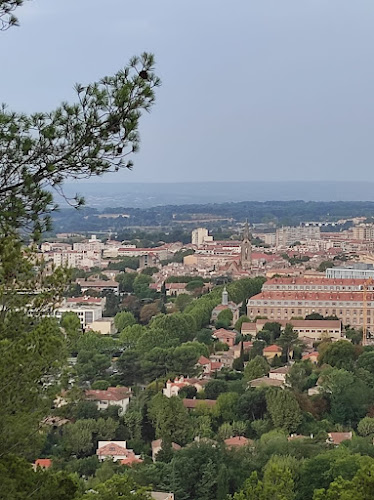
[3,0,374,184]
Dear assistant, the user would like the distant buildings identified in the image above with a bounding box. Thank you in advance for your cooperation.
[276,225,321,247]
[54,297,105,329]
[326,264,374,280]
[191,227,213,246]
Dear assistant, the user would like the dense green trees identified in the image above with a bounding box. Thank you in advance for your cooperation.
[266,389,302,433]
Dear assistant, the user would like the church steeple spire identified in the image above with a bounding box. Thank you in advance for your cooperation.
[240,219,252,270]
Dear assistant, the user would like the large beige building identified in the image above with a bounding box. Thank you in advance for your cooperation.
[247,290,373,328]
[276,225,321,247]
[247,276,374,329]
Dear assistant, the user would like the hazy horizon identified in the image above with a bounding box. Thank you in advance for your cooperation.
[58,180,374,209]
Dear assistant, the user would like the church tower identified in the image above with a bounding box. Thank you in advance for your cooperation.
[240,220,252,270]
[222,286,229,306]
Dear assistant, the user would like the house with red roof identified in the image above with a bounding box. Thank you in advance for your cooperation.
[263,344,282,361]
[163,377,208,397]
[327,432,352,446]
[182,399,217,411]
[224,436,253,449]
[212,328,237,348]
[97,441,142,464]
[33,459,52,471]
[85,386,132,415]
[302,351,319,364]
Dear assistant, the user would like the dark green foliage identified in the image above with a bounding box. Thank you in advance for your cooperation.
[204,379,229,399]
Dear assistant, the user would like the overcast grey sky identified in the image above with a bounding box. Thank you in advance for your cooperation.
[2,0,374,183]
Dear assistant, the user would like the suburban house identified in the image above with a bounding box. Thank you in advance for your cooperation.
[269,365,290,382]
[182,399,217,411]
[85,386,132,415]
[302,351,319,363]
[151,439,181,462]
[249,364,290,389]
[96,441,142,464]
[224,436,253,449]
[241,322,257,336]
[212,328,237,348]
[209,350,235,370]
[163,377,208,397]
[327,432,353,446]
[33,459,52,471]
[263,344,283,361]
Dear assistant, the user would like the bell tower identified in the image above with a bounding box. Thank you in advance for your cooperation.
[240,220,252,270]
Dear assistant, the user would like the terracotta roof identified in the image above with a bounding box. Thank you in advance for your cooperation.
[210,361,223,371]
[213,328,237,339]
[167,283,188,289]
[182,399,217,409]
[302,351,319,360]
[97,443,127,456]
[328,432,352,444]
[270,366,290,374]
[197,356,210,365]
[241,322,257,332]
[264,277,368,286]
[224,436,251,448]
[120,452,143,466]
[249,291,372,302]
[263,344,282,353]
[34,459,52,468]
[243,341,253,351]
[86,386,131,402]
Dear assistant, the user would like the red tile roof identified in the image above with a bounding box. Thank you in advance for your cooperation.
[249,291,372,302]
[97,443,127,456]
[197,356,210,365]
[224,436,251,448]
[213,328,237,339]
[263,344,282,353]
[86,387,131,402]
[264,277,368,287]
[34,459,52,468]
[328,432,352,445]
[182,399,217,409]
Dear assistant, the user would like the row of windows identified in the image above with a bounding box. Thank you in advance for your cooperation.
[252,301,369,307]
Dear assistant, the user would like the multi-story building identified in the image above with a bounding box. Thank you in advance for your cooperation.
[352,224,374,241]
[276,225,321,247]
[247,290,374,329]
[191,228,213,246]
[54,297,105,328]
[73,235,104,253]
[263,277,373,292]
[326,265,374,280]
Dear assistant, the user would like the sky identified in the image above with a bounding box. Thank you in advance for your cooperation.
[2,0,374,183]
